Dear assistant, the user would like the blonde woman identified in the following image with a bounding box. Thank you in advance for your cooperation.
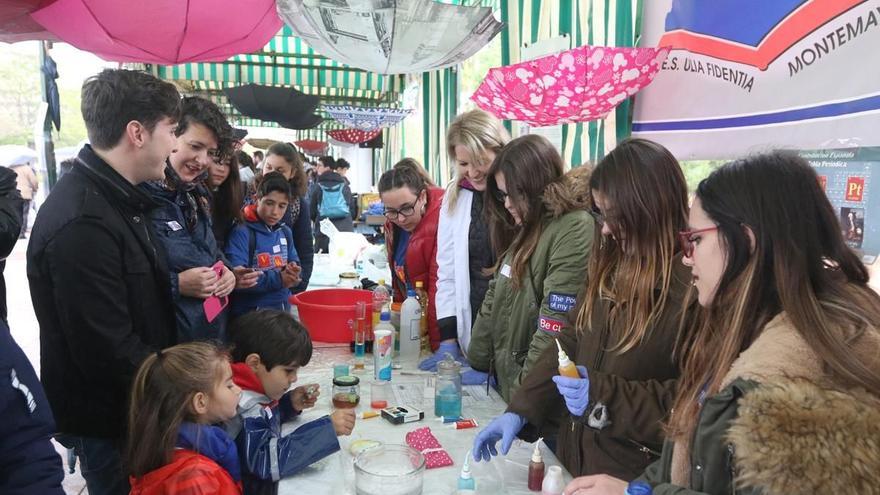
[418,110,510,385]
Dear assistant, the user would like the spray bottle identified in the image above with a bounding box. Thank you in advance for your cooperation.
[457,452,476,493]
[556,339,580,378]
[527,439,545,491]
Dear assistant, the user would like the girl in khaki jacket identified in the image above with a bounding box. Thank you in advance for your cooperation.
[472,138,696,480]
[565,152,880,494]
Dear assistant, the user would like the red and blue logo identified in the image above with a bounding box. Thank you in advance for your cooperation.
[658,0,865,70]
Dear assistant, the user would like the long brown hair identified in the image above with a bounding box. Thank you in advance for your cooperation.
[378,158,436,194]
[668,151,880,440]
[445,109,510,213]
[211,152,243,227]
[266,142,308,198]
[484,134,564,288]
[578,138,689,352]
[127,342,230,478]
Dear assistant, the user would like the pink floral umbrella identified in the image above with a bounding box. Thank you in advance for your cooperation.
[472,45,670,127]
[30,0,282,64]
[327,129,381,145]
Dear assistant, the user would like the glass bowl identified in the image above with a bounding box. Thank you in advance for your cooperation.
[354,444,425,495]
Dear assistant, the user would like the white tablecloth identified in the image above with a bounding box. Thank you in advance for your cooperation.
[278,346,572,494]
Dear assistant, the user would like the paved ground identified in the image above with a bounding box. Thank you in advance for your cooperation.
[6,224,880,495]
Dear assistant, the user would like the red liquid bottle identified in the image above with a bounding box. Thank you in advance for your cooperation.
[528,440,545,491]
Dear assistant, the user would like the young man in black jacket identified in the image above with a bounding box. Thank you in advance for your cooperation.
[27,69,181,495]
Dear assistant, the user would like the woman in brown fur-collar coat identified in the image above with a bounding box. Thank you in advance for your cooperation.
[564,152,880,495]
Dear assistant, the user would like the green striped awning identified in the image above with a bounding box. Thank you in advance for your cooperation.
[148,26,407,128]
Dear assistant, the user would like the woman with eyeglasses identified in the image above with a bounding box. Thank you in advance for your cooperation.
[466,134,594,404]
[472,137,695,481]
[417,110,511,383]
[379,158,446,351]
[562,151,880,495]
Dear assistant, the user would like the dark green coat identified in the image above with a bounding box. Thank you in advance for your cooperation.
[638,313,880,494]
[467,209,594,402]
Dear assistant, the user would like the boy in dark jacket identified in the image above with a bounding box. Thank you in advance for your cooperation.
[225,172,301,317]
[225,311,355,495]
[310,156,355,253]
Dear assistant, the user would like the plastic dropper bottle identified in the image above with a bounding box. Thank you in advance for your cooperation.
[528,439,545,491]
[457,452,476,493]
[556,339,580,378]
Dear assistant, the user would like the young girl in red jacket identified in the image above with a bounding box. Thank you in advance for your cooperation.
[127,342,243,495]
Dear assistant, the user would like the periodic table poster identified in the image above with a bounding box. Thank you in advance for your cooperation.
[800,148,878,263]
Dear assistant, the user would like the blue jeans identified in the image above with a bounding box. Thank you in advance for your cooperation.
[55,434,129,495]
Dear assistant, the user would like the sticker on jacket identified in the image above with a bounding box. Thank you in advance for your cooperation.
[548,293,577,313]
[500,264,512,278]
[273,255,285,268]
[166,220,183,232]
[272,244,281,253]
[539,315,564,334]
[10,369,36,414]
[257,253,271,269]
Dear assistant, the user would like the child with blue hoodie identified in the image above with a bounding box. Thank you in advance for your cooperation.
[225,172,302,317]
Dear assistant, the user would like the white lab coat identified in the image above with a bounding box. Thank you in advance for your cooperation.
[435,186,474,355]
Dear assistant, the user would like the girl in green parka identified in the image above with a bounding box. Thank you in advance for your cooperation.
[564,152,880,495]
[466,134,594,403]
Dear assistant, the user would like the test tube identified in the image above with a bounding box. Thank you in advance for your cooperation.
[353,301,366,370]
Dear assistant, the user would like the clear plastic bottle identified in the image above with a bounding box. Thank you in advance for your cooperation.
[372,279,390,330]
[541,465,564,495]
[399,288,422,362]
[414,280,430,356]
[457,452,476,493]
[373,311,394,381]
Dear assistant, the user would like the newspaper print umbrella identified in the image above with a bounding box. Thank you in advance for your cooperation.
[31,0,282,64]
[324,105,411,132]
[276,0,502,74]
[327,128,381,145]
[472,45,670,127]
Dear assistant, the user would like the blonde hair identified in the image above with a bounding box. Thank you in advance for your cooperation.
[445,109,510,213]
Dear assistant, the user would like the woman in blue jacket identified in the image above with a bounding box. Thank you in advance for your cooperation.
[226,172,302,317]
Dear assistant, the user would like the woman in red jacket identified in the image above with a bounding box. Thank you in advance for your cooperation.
[379,158,445,351]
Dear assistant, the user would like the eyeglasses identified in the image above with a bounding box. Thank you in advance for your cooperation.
[383,191,423,219]
[589,205,605,225]
[678,227,718,258]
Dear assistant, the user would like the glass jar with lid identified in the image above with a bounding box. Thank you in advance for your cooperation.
[332,375,361,409]
[338,272,362,289]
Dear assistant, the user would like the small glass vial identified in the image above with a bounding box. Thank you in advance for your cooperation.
[434,354,462,418]
[332,375,360,409]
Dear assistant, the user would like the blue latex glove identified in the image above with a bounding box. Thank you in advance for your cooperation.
[418,341,466,371]
[461,367,488,385]
[471,412,527,462]
[551,365,590,416]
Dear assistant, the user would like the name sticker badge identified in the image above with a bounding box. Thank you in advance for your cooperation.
[500,264,512,278]
[280,237,288,246]
[272,244,282,253]
[166,220,183,232]
[548,293,577,313]
[539,315,564,334]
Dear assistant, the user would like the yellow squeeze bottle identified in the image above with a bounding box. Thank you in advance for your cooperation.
[556,339,580,378]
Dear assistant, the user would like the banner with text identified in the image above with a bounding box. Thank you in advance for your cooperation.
[802,147,879,263]
[632,0,880,159]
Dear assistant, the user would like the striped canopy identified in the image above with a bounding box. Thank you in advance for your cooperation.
[147,25,406,130]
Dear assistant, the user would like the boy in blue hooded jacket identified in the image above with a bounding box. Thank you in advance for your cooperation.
[225,172,302,317]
